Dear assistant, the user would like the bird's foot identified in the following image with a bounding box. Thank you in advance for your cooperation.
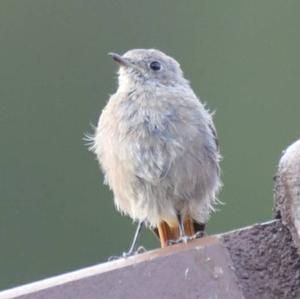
[107,246,147,261]
[168,236,188,246]
[135,246,147,254]
[190,231,205,240]
[168,232,205,246]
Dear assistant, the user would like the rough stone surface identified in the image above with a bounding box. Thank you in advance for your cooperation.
[274,139,300,249]
[222,221,300,299]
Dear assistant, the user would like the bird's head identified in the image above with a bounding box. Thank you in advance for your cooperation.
[109,49,188,90]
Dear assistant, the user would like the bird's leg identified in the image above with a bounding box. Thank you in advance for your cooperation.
[168,212,188,245]
[177,212,189,243]
[167,215,206,246]
[125,220,145,256]
[108,220,145,261]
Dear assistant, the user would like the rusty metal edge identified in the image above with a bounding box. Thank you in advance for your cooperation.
[0,220,280,299]
[0,236,218,299]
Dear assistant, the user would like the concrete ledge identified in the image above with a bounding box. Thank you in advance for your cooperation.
[223,220,300,299]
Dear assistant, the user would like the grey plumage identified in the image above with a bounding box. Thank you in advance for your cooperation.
[90,49,221,229]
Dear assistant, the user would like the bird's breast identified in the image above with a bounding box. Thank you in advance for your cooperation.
[117,97,177,142]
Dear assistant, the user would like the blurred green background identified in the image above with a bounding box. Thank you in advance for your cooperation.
[1,0,300,290]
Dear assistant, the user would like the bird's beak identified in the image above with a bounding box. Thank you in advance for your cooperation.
[108,52,130,67]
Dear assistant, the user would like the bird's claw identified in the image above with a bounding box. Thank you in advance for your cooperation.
[135,246,147,254]
[167,237,187,246]
[107,255,120,261]
[168,231,205,246]
[107,246,147,261]
[191,231,205,239]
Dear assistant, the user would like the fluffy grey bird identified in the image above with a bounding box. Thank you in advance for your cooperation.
[89,49,221,255]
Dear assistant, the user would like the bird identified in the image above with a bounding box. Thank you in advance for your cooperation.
[88,49,221,256]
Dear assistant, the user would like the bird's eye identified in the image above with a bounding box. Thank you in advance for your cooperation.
[149,61,161,71]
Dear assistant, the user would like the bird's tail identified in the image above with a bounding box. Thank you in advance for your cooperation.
[155,216,205,248]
